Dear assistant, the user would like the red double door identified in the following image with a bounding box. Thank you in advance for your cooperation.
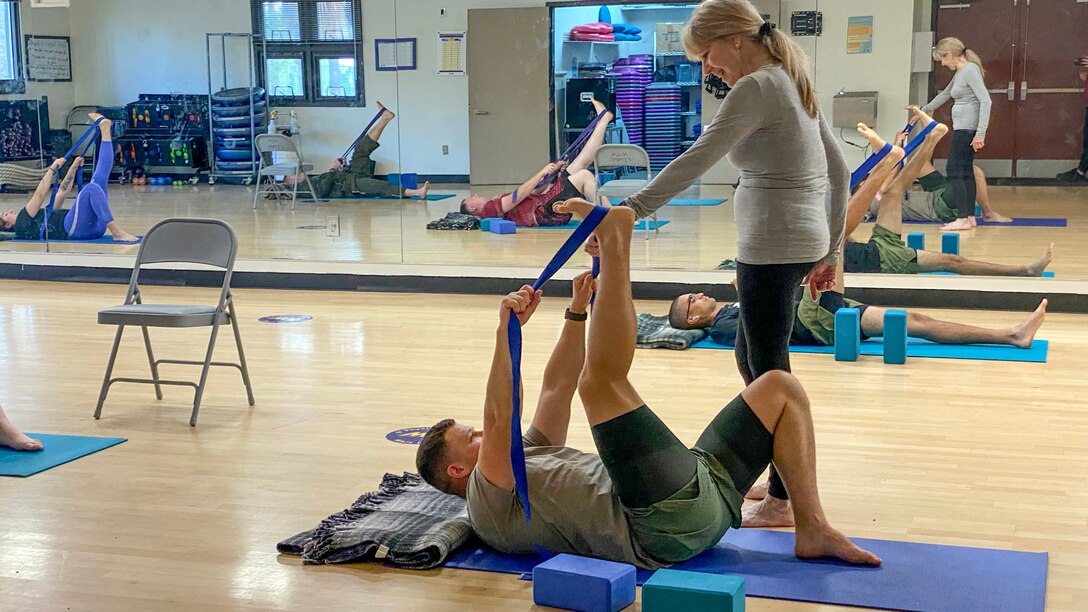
[931,0,1088,178]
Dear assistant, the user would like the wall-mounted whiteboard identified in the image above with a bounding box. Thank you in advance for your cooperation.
[25,36,72,82]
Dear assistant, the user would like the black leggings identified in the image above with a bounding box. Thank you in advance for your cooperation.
[1080,108,1088,173]
[734,260,815,500]
[946,129,977,219]
[592,401,774,509]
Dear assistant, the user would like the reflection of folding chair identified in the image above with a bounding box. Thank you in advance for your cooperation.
[594,144,658,240]
[94,218,255,427]
[253,133,318,210]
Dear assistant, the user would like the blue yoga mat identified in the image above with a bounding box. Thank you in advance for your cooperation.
[0,433,127,477]
[528,219,670,230]
[667,198,727,206]
[921,271,1056,277]
[11,236,143,245]
[323,194,455,201]
[691,336,1048,363]
[445,529,1047,612]
[884,217,1067,228]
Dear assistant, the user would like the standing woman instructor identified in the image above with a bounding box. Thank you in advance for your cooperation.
[620,0,847,527]
[915,37,991,231]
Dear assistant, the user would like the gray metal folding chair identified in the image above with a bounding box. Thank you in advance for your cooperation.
[594,144,659,240]
[95,218,255,427]
[253,133,318,210]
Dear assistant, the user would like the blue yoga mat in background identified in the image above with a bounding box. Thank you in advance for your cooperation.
[891,217,1067,228]
[667,198,727,206]
[324,194,456,201]
[445,529,1047,612]
[690,336,1048,363]
[0,434,127,477]
[11,236,143,245]
[528,219,670,231]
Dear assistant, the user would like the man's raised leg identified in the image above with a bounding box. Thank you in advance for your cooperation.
[876,116,950,236]
[846,124,905,237]
[566,99,614,175]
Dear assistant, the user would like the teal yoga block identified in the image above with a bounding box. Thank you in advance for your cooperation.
[907,232,925,250]
[941,232,960,255]
[490,219,516,234]
[883,309,908,364]
[834,307,861,362]
[532,554,636,612]
[480,217,500,231]
[642,569,745,612]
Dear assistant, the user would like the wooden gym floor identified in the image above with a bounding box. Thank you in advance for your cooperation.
[0,181,1085,278]
[0,280,1085,610]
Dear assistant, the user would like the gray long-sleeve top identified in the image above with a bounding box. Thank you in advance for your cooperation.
[624,64,848,266]
[921,61,991,138]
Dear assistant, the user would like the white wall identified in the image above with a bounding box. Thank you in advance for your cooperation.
[3,0,74,132]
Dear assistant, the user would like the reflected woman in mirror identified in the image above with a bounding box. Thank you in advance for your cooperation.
[616,0,847,528]
[914,37,992,232]
[459,98,614,227]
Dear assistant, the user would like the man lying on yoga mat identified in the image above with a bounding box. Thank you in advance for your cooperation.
[458,99,614,227]
[0,403,41,451]
[0,114,138,242]
[865,121,1011,224]
[286,102,430,200]
[417,202,881,569]
[846,112,1051,277]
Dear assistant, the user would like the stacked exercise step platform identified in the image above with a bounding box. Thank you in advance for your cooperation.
[209,87,267,183]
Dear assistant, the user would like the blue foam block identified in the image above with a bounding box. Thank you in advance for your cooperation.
[387,173,418,189]
[975,203,983,217]
[445,529,1048,612]
[643,569,744,612]
[907,232,925,250]
[883,310,908,364]
[941,232,960,255]
[1042,271,1055,278]
[0,434,127,477]
[479,218,499,231]
[490,219,516,235]
[532,554,636,612]
[834,307,860,362]
[690,337,1048,363]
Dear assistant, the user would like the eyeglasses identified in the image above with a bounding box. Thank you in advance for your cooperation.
[684,293,696,322]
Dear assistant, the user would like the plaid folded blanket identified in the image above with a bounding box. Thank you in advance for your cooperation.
[636,313,706,350]
[277,472,473,569]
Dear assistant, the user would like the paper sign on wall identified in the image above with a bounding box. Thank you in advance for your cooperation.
[25,36,72,81]
[847,16,874,54]
[438,32,466,76]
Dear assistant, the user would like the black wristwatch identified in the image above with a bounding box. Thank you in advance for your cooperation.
[565,308,588,321]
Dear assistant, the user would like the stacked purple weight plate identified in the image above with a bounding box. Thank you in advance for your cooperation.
[612,55,653,146]
[643,83,682,170]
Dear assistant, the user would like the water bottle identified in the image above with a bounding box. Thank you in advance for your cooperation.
[288,110,300,136]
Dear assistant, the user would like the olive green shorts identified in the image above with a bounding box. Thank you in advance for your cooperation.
[871,223,922,274]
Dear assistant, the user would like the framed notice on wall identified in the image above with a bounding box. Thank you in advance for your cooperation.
[846,16,874,54]
[437,32,466,76]
[25,35,72,82]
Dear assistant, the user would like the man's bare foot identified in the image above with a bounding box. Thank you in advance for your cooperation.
[406,181,430,199]
[554,197,635,238]
[1026,243,1053,276]
[741,495,795,528]
[940,217,975,231]
[590,98,614,123]
[0,410,43,452]
[982,211,1013,223]
[112,231,139,243]
[375,101,394,120]
[856,123,890,152]
[795,524,881,566]
[1009,299,1048,348]
[745,481,769,501]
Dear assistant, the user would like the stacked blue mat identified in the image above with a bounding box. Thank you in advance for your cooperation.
[445,529,1047,612]
[644,83,682,171]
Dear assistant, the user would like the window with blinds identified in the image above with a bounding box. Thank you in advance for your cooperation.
[251,0,363,106]
[0,0,23,94]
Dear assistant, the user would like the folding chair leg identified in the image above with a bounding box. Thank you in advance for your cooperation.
[303,173,320,203]
[290,170,299,210]
[228,302,256,406]
[141,326,164,400]
[94,326,126,419]
[252,174,263,209]
[189,323,223,427]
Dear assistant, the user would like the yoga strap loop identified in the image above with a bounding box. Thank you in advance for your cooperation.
[514,109,609,204]
[850,143,893,190]
[41,118,103,240]
[338,107,386,170]
[508,205,609,522]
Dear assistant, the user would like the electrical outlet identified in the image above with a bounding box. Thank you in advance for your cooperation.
[325,215,341,237]
[442,145,449,155]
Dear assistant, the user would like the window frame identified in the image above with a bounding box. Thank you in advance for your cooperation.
[0,0,25,95]
[252,0,364,108]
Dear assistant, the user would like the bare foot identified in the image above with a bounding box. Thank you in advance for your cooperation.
[419,181,430,199]
[795,525,882,566]
[982,212,1013,223]
[554,197,636,239]
[1026,243,1054,277]
[0,410,44,452]
[112,231,139,243]
[590,98,614,123]
[745,481,769,501]
[741,495,795,528]
[1009,299,1048,348]
[375,101,394,120]
[940,218,975,232]
[855,123,889,151]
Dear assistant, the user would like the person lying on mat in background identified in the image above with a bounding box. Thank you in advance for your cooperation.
[285,102,430,200]
[846,113,1051,277]
[0,403,42,451]
[0,114,138,242]
[865,121,1011,224]
[458,99,614,227]
[417,202,881,569]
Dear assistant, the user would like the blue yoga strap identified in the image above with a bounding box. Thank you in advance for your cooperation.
[514,109,609,204]
[338,107,387,168]
[41,118,103,240]
[508,205,608,522]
